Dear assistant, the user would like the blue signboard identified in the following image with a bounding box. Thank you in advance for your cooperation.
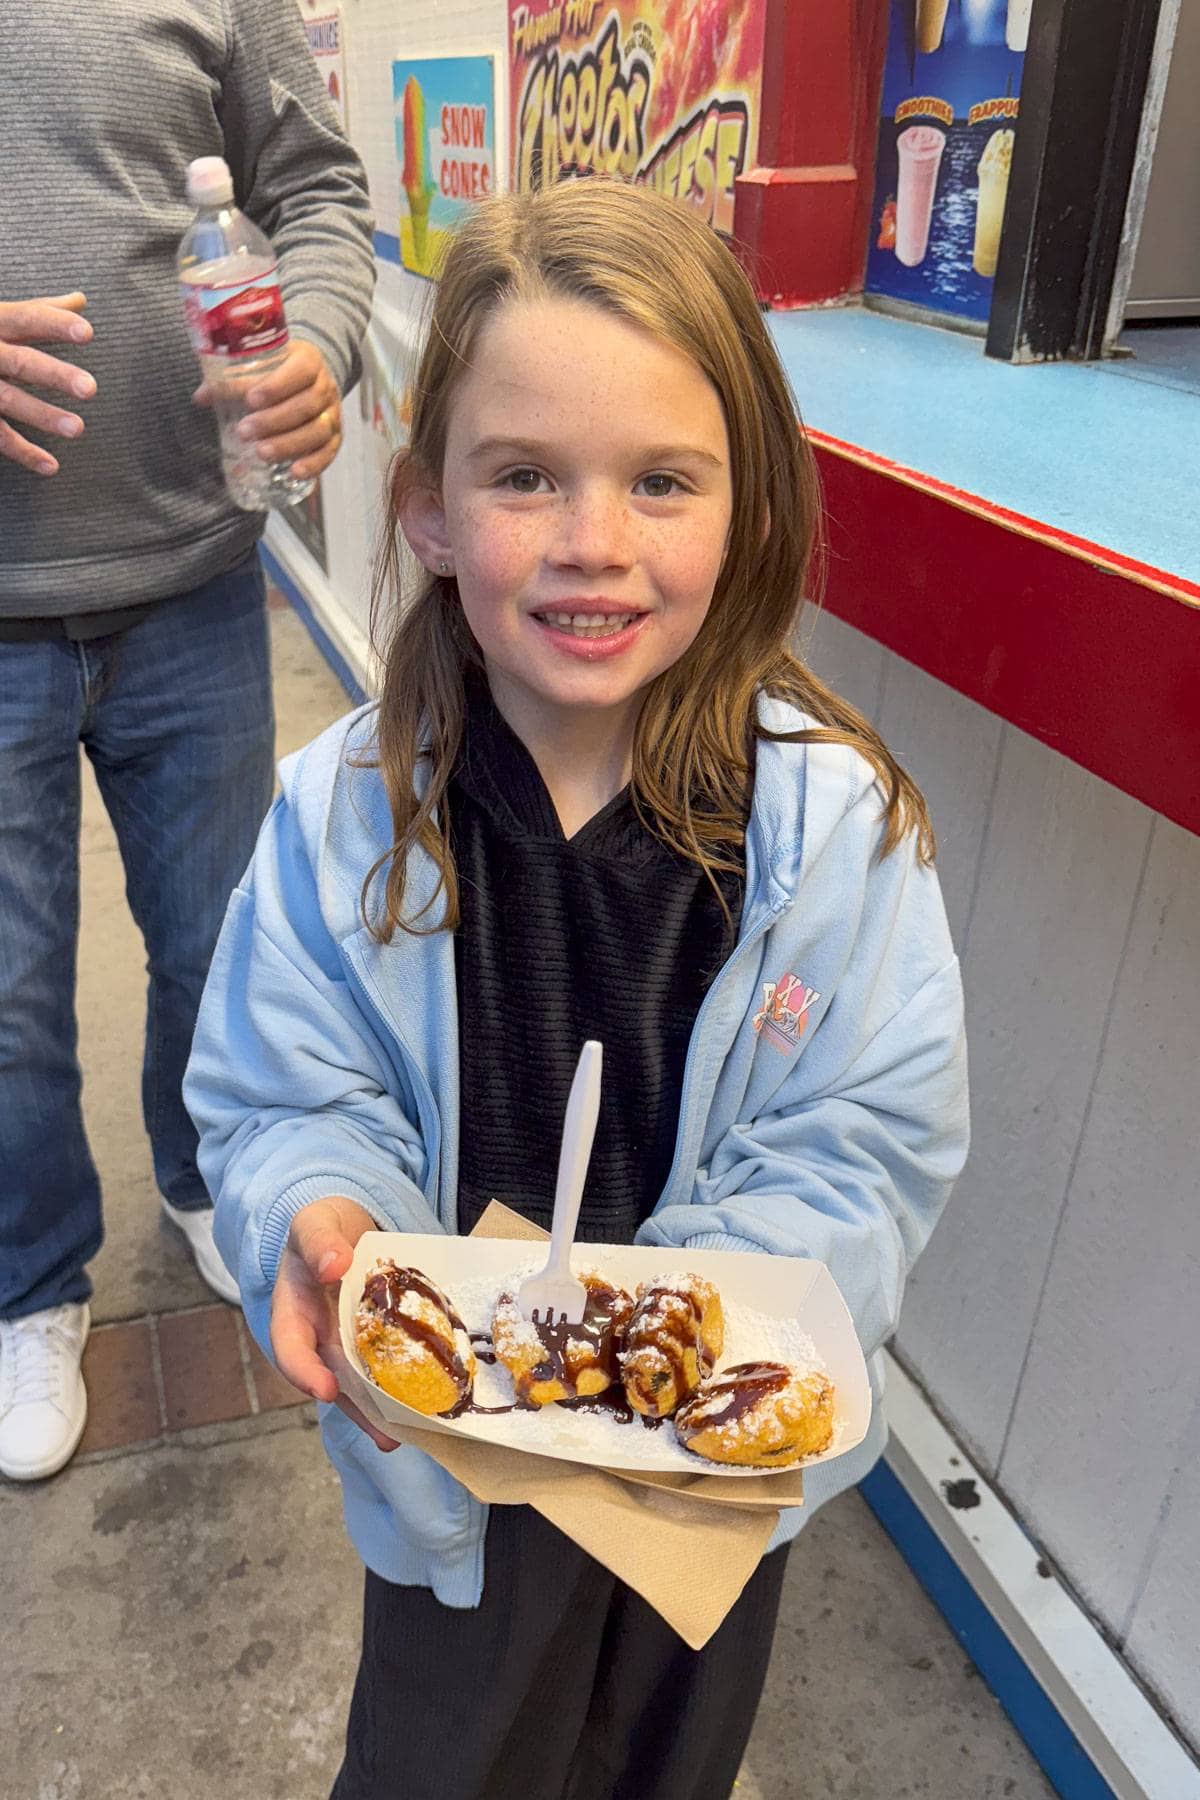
[865,0,1026,323]
[392,56,496,280]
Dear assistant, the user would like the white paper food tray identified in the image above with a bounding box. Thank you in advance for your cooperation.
[335,1233,871,1479]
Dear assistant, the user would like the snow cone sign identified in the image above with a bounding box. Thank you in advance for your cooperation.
[393,57,497,280]
[508,0,765,236]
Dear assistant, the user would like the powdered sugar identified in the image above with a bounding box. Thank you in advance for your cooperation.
[367,1263,838,1475]
[339,1233,871,1478]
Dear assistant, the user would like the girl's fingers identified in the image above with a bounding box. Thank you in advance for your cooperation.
[334,1395,401,1452]
[270,1255,340,1401]
[289,1205,354,1284]
[271,1315,338,1402]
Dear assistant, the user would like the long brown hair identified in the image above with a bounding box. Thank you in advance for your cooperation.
[365,180,932,939]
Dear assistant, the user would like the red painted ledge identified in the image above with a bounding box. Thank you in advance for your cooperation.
[808,431,1200,838]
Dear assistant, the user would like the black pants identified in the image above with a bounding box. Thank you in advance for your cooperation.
[330,1504,789,1800]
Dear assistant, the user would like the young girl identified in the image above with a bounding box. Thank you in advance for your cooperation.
[187,179,968,1800]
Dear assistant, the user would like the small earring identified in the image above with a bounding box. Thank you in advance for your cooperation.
[437,559,451,576]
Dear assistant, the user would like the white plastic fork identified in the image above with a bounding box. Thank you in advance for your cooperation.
[518,1040,603,1328]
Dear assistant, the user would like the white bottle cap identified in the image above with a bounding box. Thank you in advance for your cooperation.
[186,157,234,205]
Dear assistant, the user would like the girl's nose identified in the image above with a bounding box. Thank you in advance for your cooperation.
[550,487,633,573]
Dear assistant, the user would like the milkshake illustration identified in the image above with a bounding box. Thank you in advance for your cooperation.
[915,0,950,53]
[1006,0,1032,51]
[401,75,435,271]
[973,128,1015,277]
[895,126,946,267]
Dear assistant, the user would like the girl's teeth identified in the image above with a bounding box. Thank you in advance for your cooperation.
[540,612,636,637]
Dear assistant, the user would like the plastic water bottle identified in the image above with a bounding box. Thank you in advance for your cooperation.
[178,156,314,512]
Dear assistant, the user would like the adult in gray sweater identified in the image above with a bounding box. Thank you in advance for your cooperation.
[0,1,374,1480]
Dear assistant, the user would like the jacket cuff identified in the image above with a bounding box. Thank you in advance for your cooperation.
[257,1175,383,1287]
[680,1230,763,1256]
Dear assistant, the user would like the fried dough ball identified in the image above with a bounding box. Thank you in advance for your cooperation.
[491,1274,633,1408]
[355,1263,476,1416]
[675,1361,835,1466]
[620,1274,724,1419]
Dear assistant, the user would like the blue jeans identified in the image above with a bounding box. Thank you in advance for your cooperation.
[0,553,275,1318]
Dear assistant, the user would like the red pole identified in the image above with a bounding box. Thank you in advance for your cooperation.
[735,0,890,306]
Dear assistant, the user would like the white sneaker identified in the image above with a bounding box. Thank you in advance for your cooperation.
[161,1199,240,1305]
[0,1303,90,1481]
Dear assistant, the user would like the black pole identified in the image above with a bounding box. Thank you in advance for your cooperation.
[986,0,1166,362]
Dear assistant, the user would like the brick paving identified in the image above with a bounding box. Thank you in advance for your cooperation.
[77,1304,306,1459]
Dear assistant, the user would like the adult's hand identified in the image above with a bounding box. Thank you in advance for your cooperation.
[0,293,97,476]
[195,337,342,483]
[270,1194,400,1452]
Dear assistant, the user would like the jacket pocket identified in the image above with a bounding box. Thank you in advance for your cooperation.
[320,1406,481,1556]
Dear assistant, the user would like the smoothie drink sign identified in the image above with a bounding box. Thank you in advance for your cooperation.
[393,57,496,279]
[865,0,1027,324]
[507,0,766,237]
[895,124,947,266]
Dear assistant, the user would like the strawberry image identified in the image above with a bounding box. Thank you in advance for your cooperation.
[877,199,897,251]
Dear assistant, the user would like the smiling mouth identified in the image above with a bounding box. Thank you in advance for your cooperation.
[531,610,644,639]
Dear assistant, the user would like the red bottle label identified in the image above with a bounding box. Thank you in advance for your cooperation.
[182,268,288,360]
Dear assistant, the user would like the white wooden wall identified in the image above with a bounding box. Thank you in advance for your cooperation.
[803,608,1200,1752]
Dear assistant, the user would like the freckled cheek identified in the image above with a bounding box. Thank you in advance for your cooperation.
[640,514,729,600]
[452,507,545,592]
[656,542,728,606]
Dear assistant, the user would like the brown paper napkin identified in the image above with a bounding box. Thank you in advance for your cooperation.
[374,1200,798,1649]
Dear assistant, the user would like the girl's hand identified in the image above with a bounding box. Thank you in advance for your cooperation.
[270,1195,400,1452]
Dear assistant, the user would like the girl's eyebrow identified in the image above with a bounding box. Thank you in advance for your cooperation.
[465,435,546,463]
[465,435,724,468]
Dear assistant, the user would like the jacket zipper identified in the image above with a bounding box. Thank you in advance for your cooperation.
[338,891,791,1232]
[340,949,444,1221]
[654,893,792,1214]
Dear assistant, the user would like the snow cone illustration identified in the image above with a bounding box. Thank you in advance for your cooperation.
[402,75,436,271]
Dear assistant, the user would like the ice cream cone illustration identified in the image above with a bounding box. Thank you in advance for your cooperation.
[401,75,435,271]
[915,0,950,53]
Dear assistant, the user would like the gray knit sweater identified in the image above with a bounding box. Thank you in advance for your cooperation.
[1,1,375,615]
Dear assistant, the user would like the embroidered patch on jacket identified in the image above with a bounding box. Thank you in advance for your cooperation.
[753,973,821,1054]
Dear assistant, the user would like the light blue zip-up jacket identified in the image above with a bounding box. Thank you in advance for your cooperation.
[186,697,968,1606]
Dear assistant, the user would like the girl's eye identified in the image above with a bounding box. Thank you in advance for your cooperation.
[503,467,546,494]
[637,473,683,499]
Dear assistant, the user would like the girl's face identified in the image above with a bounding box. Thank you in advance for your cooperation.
[406,297,733,744]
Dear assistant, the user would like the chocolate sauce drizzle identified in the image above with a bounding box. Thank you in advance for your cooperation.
[621,1281,713,1414]
[680,1361,791,1430]
[361,1265,472,1396]
[363,1269,792,1447]
[523,1280,628,1396]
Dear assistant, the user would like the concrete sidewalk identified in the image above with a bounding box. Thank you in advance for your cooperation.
[1,593,1055,1800]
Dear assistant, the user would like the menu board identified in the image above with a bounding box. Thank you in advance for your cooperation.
[865,0,1027,323]
[507,0,765,237]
